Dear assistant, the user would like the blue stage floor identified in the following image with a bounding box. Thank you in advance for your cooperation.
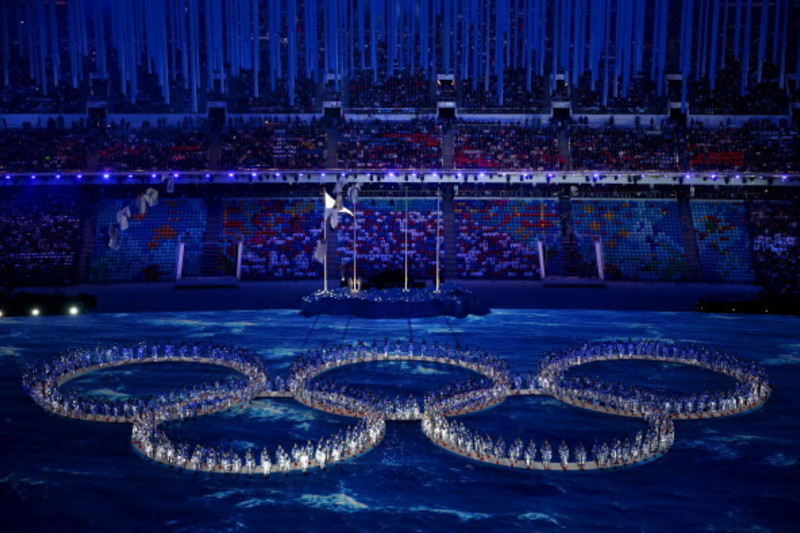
[2,309,799,532]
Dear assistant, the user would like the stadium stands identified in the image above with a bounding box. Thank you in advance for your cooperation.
[0,198,82,285]
[749,201,800,296]
[570,126,682,171]
[336,198,440,281]
[90,198,206,282]
[338,120,442,169]
[691,201,755,283]
[454,123,562,170]
[454,198,559,278]
[571,199,689,281]
[220,121,327,170]
[221,198,322,279]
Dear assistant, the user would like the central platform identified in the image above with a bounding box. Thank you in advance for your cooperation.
[300,284,490,318]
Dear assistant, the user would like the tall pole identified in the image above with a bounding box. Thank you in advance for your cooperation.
[435,191,441,292]
[352,195,358,291]
[323,191,328,293]
[404,190,409,291]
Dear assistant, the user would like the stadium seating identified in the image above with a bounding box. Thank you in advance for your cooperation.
[90,199,206,282]
[749,201,800,295]
[338,121,442,169]
[454,198,559,278]
[691,201,755,283]
[221,198,322,279]
[0,198,82,285]
[571,199,688,280]
[570,127,682,171]
[454,124,561,170]
[336,198,440,281]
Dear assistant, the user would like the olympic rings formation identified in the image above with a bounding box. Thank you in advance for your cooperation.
[287,340,511,420]
[21,339,771,476]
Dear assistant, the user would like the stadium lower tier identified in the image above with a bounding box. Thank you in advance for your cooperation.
[1,188,797,292]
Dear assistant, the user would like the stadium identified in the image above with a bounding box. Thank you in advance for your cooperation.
[1,1,798,531]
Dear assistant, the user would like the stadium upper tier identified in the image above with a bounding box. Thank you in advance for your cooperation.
[1,1,797,115]
[0,119,798,178]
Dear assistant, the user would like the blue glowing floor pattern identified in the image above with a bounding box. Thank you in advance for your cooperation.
[1,309,799,532]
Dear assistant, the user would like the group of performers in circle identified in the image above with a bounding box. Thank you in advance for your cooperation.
[132,411,385,475]
[422,408,675,471]
[21,337,771,476]
[22,342,269,424]
[537,339,772,419]
[288,338,513,420]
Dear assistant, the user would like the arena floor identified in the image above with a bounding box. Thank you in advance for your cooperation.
[2,306,798,532]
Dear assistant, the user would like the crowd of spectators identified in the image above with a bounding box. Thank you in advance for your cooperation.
[454,122,562,170]
[336,198,440,281]
[0,115,797,174]
[455,199,559,278]
[0,125,89,172]
[0,199,82,285]
[337,120,442,169]
[97,127,208,171]
[347,70,432,110]
[687,119,799,172]
[570,124,682,171]
[689,61,788,115]
[749,201,800,297]
[2,184,800,291]
[220,119,327,170]
[459,70,547,111]
[221,198,322,279]
[574,74,666,114]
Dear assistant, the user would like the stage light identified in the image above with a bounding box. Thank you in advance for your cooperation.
[77,174,83,179]
[4,175,10,180]
[31,308,40,316]
[228,173,234,178]
[151,173,157,178]
[30,175,36,180]
[55,174,61,179]
[0,310,3,317]
[251,172,257,177]
[68,306,79,316]
[103,173,110,179]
